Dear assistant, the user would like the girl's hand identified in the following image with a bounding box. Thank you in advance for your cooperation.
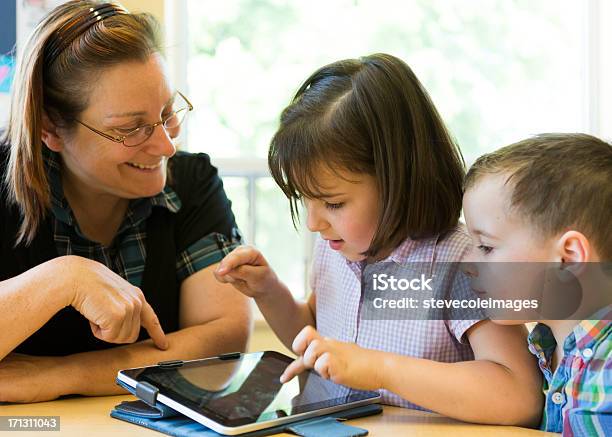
[280,326,383,391]
[213,246,280,299]
[61,256,168,350]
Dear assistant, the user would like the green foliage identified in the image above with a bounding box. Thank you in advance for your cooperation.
[186,0,584,295]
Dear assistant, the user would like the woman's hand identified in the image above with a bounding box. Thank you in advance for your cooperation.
[280,326,383,391]
[213,246,280,300]
[60,256,168,350]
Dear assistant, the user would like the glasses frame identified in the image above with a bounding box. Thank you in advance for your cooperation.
[73,91,194,147]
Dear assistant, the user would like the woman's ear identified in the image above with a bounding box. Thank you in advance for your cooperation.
[556,230,592,263]
[41,113,63,152]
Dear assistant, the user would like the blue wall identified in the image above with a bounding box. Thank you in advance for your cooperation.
[0,1,17,55]
[0,1,16,93]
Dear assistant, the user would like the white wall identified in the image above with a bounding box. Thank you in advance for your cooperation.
[0,94,9,128]
[598,0,612,141]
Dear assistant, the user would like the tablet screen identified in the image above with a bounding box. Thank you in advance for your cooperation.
[120,351,379,427]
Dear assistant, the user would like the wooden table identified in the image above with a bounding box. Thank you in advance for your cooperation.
[0,395,559,436]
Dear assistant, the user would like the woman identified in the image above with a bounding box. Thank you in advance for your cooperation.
[0,1,251,403]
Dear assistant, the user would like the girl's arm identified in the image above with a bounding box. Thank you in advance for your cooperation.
[215,245,316,349]
[378,321,543,426]
[282,321,543,427]
[255,288,316,350]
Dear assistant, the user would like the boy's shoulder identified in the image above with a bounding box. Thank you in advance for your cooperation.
[571,311,612,363]
[532,311,612,434]
[530,309,611,367]
[560,314,611,433]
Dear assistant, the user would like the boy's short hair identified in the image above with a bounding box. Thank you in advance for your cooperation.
[465,133,612,260]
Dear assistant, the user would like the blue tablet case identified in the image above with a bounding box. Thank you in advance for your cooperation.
[111,378,382,436]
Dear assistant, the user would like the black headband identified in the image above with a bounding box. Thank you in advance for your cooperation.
[44,3,128,67]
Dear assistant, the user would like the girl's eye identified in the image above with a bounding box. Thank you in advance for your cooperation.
[325,202,344,210]
[478,245,493,254]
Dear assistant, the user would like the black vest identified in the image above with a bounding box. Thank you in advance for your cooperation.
[0,145,236,356]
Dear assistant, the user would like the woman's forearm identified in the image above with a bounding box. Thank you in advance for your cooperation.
[378,352,542,427]
[62,316,251,396]
[0,258,72,360]
[254,283,315,350]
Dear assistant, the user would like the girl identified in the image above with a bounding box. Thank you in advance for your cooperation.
[215,53,541,425]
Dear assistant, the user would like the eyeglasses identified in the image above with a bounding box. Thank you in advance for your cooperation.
[74,91,193,147]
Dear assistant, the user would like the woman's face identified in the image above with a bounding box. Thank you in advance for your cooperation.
[56,53,177,200]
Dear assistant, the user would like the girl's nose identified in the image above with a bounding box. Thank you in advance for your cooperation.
[305,202,328,233]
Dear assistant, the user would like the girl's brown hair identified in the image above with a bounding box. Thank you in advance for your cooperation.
[269,53,465,259]
[1,1,161,246]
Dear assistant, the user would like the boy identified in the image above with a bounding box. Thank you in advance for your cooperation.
[462,133,611,435]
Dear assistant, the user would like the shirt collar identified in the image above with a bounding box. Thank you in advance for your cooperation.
[527,323,557,363]
[386,238,421,264]
[568,305,612,353]
[344,236,435,280]
[528,305,612,362]
[45,150,181,233]
[346,235,436,265]
[46,151,74,226]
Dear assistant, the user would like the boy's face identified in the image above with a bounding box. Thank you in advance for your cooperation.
[303,167,379,262]
[462,173,560,322]
[463,173,559,263]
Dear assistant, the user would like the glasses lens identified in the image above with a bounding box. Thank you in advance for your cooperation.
[164,109,187,130]
[122,94,191,147]
[123,125,154,147]
[165,93,191,129]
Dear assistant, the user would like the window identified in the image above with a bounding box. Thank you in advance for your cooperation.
[182,0,600,298]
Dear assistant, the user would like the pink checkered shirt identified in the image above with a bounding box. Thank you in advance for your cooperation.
[311,225,480,409]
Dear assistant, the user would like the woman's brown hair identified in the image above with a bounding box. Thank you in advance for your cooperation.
[1,1,161,246]
[269,53,465,259]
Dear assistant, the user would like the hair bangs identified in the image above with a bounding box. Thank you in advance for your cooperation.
[269,103,365,226]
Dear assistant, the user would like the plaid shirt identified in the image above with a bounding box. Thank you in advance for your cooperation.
[528,308,612,436]
[311,226,480,409]
[47,152,237,288]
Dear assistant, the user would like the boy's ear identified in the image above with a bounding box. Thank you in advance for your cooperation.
[556,230,592,263]
[41,113,64,152]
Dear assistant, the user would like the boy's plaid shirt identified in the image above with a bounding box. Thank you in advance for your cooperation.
[528,307,612,436]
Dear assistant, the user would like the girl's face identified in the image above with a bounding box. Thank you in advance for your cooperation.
[51,53,177,201]
[303,167,380,262]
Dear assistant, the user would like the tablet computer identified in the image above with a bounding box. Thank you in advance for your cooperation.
[117,351,381,435]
